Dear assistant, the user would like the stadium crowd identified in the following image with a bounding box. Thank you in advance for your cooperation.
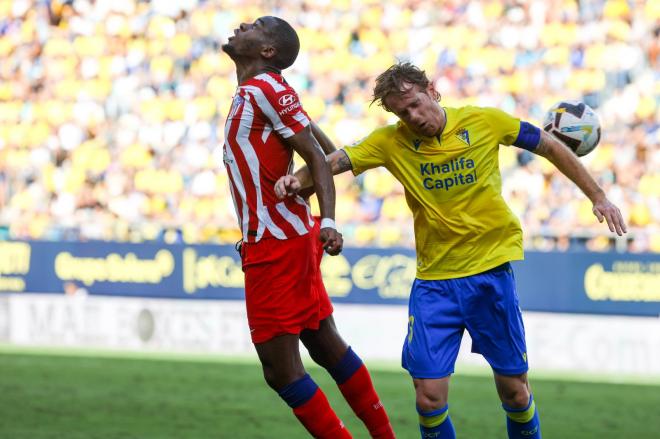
[0,0,657,252]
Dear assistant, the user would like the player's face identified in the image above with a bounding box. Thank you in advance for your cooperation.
[221,17,272,59]
[384,83,443,137]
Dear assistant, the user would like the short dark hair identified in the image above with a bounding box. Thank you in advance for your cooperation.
[263,17,300,70]
[372,62,435,111]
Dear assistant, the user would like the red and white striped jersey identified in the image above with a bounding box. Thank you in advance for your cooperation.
[223,72,315,243]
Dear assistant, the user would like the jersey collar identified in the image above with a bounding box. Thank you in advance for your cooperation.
[438,106,457,141]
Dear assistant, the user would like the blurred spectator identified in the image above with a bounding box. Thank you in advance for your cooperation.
[63,280,88,298]
[0,0,657,252]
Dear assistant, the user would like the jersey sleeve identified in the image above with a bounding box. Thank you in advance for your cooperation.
[481,107,521,146]
[248,82,310,139]
[343,129,389,175]
[481,107,540,151]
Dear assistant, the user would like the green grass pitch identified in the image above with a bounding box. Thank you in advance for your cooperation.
[1,348,659,438]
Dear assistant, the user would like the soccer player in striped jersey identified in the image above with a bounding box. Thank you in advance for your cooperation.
[221,16,395,439]
[276,62,627,439]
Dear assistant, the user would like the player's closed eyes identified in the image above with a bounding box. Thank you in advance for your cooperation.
[399,106,415,118]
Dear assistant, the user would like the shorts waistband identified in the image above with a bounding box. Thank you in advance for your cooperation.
[480,262,511,275]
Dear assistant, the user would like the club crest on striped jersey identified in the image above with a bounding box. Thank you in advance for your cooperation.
[228,94,245,119]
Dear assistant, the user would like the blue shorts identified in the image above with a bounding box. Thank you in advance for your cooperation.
[402,263,528,378]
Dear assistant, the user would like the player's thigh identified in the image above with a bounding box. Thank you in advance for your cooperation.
[243,235,314,319]
[243,234,320,343]
[403,278,464,379]
[414,376,451,411]
[300,315,348,369]
[462,263,529,376]
[254,333,306,390]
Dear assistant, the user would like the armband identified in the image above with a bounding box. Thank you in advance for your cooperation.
[513,121,541,151]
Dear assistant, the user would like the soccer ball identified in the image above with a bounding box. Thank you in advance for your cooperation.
[542,101,601,157]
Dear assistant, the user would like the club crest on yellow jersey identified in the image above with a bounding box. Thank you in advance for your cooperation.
[455,128,470,146]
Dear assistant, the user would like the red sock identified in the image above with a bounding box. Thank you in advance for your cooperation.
[338,365,395,439]
[292,388,352,439]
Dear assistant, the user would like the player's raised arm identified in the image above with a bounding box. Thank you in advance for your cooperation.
[283,125,343,255]
[533,130,627,236]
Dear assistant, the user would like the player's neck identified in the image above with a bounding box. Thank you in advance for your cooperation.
[434,107,447,141]
[236,63,282,84]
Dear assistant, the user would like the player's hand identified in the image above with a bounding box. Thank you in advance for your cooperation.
[592,198,627,236]
[274,175,301,199]
[320,227,343,256]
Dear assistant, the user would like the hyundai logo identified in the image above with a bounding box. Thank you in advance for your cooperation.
[278,94,296,106]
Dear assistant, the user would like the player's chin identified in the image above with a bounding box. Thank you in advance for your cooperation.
[221,43,234,54]
[415,125,436,137]
[423,125,439,137]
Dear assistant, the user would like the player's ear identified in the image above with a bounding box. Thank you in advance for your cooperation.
[426,82,440,101]
[260,44,276,60]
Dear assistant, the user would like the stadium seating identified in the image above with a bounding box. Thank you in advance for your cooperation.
[0,0,657,252]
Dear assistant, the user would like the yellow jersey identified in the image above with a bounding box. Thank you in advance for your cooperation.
[344,106,526,280]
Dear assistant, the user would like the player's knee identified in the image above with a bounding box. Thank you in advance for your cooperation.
[416,390,448,412]
[306,348,324,367]
[261,364,304,391]
[261,365,280,390]
[310,351,337,371]
[500,385,531,409]
[414,378,449,411]
[301,328,348,370]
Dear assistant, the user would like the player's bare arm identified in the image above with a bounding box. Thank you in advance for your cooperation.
[288,122,337,199]
[311,121,337,155]
[284,126,343,255]
[533,130,627,236]
[331,149,354,174]
[275,149,353,199]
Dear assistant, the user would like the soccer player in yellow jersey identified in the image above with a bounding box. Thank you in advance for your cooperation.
[275,62,627,439]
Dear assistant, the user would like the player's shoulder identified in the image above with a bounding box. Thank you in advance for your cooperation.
[244,72,297,95]
[451,105,515,125]
[451,105,491,118]
[367,123,404,145]
[243,73,304,115]
[376,123,401,138]
[346,123,399,152]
